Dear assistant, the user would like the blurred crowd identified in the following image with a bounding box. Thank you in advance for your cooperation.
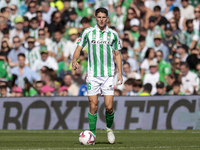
[0,0,200,97]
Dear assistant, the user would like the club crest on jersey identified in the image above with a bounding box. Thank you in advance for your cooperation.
[107,35,111,40]
[91,40,111,45]
[92,34,96,39]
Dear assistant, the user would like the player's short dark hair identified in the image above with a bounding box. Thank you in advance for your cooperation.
[173,7,180,12]
[172,81,181,87]
[180,62,189,68]
[153,5,161,11]
[124,78,134,86]
[138,35,145,42]
[133,79,143,88]
[143,83,152,93]
[81,17,90,24]
[95,7,108,17]
[18,53,26,58]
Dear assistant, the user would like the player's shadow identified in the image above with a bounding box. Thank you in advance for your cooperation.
[95,142,123,145]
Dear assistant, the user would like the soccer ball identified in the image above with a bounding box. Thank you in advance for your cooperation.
[79,130,95,145]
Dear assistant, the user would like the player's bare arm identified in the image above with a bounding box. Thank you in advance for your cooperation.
[115,50,123,85]
[72,45,82,70]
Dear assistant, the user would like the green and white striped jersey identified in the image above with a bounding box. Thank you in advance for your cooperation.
[29,27,40,39]
[25,47,41,69]
[77,25,121,77]
[51,38,67,59]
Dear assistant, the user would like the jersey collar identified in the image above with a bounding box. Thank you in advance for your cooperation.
[95,25,109,33]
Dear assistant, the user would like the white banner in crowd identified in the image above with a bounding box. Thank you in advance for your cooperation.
[0,96,199,130]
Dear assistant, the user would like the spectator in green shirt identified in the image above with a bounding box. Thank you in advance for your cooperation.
[130,18,140,49]
[110,5,126,33]
[76,0,92,19]
[156,50,171,82]
[23,77,37,97]
[0,59,12,81]
[34,80,44,96]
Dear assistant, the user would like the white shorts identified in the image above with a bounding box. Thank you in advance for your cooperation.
[86,76,114,96]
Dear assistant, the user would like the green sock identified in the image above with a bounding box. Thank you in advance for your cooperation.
[88,112,97,135]
[105,111,115,128]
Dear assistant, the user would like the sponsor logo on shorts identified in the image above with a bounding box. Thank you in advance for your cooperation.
[106,85,114,91]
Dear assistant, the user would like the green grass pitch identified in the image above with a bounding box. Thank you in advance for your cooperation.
[0,130,199,150]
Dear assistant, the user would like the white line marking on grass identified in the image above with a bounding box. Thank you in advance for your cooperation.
[3,146,200,150]
[1,130,200,134]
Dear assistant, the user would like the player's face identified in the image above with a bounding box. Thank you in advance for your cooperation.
[96,12,108,29]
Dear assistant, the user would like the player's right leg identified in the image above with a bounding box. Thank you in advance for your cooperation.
[86,77,101,136]
[88,95,98,136]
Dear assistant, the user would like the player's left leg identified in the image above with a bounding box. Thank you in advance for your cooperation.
[104,95,115,144]
[101,76,115,144]
[104,95,114,129]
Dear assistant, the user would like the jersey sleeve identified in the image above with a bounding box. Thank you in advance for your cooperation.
[77,30,88,48]
[112,32,122,51]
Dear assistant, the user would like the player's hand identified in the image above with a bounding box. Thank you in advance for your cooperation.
[117,74,123,85]
[72,60,79,70]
